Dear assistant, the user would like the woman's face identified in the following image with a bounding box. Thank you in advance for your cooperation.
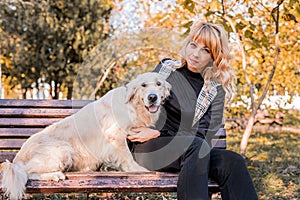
[185,41,213,73]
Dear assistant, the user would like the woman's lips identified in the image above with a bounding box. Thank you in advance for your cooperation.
[189,58,198,65]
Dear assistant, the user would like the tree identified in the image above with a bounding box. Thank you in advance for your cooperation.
[0,0,115,99]
[0,0,45,98]
[213,0,299,156]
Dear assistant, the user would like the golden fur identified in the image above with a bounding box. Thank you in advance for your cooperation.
[1,72,171,199]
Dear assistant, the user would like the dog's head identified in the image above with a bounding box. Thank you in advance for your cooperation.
[125,72,171,113]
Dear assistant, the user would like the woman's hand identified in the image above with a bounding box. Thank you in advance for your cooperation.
[127,127,160,143]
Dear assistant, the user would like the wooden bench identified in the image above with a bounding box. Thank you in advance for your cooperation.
[0,99,226,198]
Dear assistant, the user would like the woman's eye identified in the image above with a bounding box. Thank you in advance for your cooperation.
[190,42,197,47]
[201,48,210,54]
[156,81,161,86]
[141,83,146,87]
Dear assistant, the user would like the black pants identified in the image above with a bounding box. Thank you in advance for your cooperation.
[130,136,258,200]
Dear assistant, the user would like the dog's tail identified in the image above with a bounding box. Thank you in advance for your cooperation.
[1,160,28,199]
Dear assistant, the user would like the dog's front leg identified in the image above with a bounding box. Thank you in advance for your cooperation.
[121,156,149,172]
[117,141,149,172]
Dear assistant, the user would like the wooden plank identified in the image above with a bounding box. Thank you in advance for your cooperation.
[65,171,178,179]
[211,139,226,149]
[0,138,225,151]
[0,138,226,162]
[0,127,225,139]
[0,139,25,150]
[0,152,17,163]
[0,118,61,128]
[0,129,225,139]
[0,128,43,137]
[0,99,92,109]
[0,172,219,193]
[0,108,79,118]
[214,128,226,138]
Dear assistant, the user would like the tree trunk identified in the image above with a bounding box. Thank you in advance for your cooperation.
[67,84,73,100]
[240,111,256,158]
[22,88,27,99]
[53,82,59,99]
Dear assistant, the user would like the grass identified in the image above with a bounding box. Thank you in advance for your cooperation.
[2,129,299,199]
[227,129,300,200]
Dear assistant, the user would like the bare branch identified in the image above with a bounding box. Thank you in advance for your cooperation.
[256,2,281,107]
[223,15,255,107]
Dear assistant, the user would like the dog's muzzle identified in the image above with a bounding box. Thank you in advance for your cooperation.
[145,94,160,113]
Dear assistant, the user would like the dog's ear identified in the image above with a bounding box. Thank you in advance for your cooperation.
[125,77,139,103]
[163,80,172,100]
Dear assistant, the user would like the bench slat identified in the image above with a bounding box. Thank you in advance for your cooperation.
[215,128,226,138]
[0,128,43,137]
[0,99,92,108]
[0,108,78,118]
[0,152,17,163]
[211,139,226,149]
[0,128,225,139]
[0,172,219,193]
[0,126,224,139]
[0,118,61,128]
[0,139,25,150]
[0,138,226,151]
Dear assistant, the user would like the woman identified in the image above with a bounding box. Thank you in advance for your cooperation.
[127,20,258,200]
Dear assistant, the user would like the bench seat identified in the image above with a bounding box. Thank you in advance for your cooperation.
[0,99,225,197]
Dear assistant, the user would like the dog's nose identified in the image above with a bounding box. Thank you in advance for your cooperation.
[148,94,158,103]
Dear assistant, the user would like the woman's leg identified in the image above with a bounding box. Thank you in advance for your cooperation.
[209,148,258,200]
[131,136,211,200]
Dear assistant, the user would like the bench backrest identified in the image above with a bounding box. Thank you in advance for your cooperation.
[0,99,226,163]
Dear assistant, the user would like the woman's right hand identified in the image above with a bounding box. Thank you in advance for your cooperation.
[127,127,160,143]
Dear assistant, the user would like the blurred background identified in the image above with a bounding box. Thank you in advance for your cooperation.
[0,0,299,199]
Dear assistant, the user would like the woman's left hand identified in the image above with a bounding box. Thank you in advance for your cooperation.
[127,127,160,143]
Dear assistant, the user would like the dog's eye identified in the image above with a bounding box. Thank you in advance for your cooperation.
[156,81,161,86]
[141,83,147,87]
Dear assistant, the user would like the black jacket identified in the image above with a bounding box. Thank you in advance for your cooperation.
[154,59,225,142]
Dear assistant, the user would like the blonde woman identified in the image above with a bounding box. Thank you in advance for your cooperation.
[128,20,258,200]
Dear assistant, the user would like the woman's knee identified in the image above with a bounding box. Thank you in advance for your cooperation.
[223,150,245,166]
[211,149,246,172]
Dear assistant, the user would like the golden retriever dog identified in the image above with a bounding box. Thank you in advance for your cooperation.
[1,72,171,199]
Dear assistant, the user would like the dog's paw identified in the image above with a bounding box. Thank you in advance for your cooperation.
[28,171,66,181]
[53,172,66,181]
[122,164,149,172]
[135,166,149,172]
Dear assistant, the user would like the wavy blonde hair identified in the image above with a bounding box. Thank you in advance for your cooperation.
[180,20,236,101]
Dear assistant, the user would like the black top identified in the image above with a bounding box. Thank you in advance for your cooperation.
[154,58,225,140]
